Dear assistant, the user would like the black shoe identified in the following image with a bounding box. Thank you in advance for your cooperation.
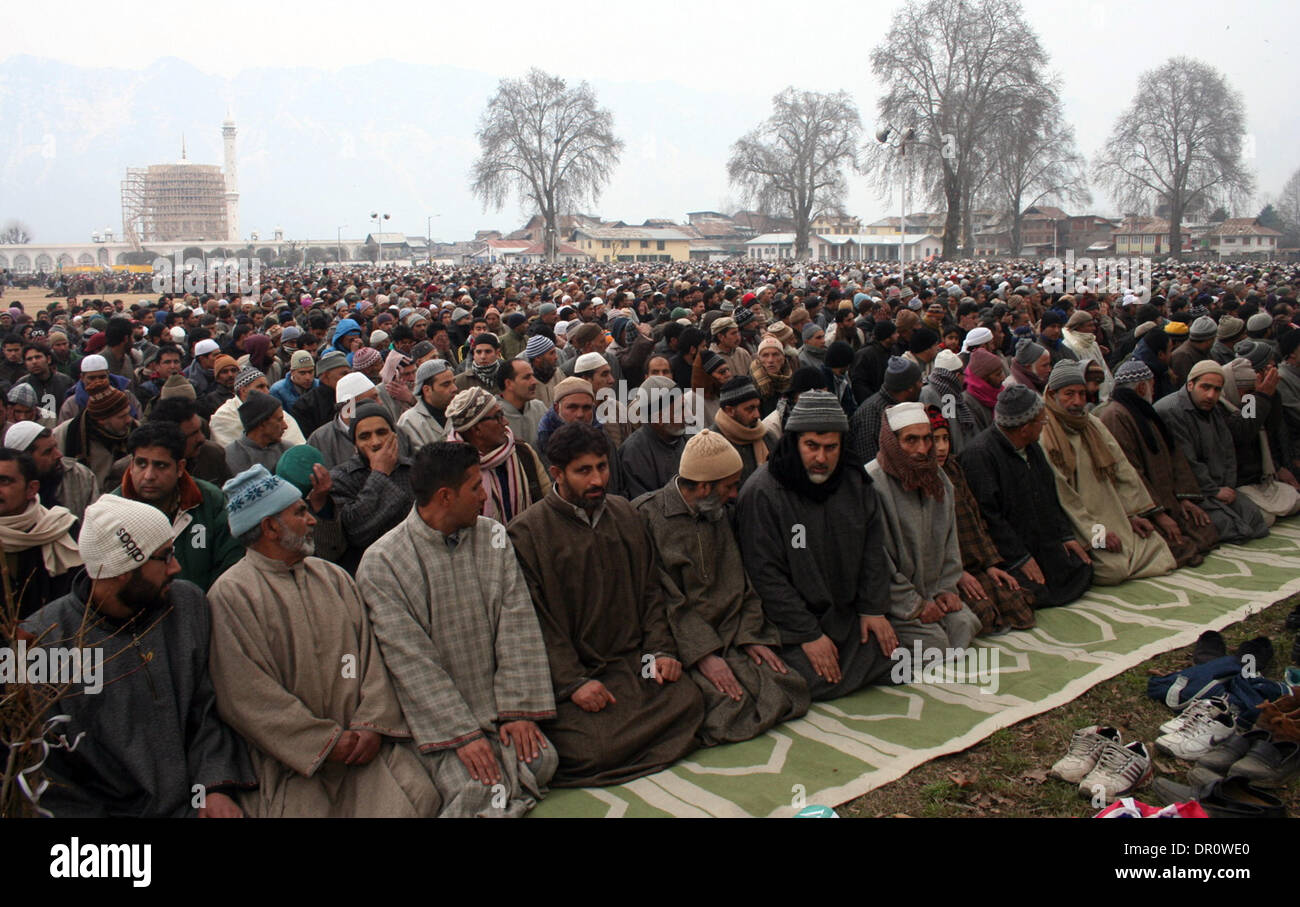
[1286,604,1300,632]
[1235,636,1274,676]
[1228,738,1300,787]
[1194,630,1227,664]
[1151,776,1287,818]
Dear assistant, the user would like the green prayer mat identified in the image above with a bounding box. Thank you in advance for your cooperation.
[531,521,1300,817]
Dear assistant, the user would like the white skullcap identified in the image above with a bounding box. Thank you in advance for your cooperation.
[79,496,174,580]
[3,420,45,451]
[573,352,606,375]
[960,327,993,354]
[335,372,377,406]
[170,326,186,343]
[885,401,929,432]
[194,338,220,357]
[933,349,963,372]
[79,354,109,373]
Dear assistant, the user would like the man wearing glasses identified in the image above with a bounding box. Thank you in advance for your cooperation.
[19,495,256,816]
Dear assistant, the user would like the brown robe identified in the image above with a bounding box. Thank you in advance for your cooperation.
[508,490,705,787]
[207,549,439,818]
[1094,398,1219,567]
[634,481,809,746]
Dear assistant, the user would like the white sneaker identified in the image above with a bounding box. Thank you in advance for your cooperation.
[1051,725,1123,784]
[1157,711,1236,761]
[1158,696,1229,735]
[1078,740,1153,802]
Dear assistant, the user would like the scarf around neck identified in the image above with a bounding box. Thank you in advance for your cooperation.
[714,409,769,467]
[447,423,532,522]
[749,357,791,399]
[925,368,976,432]
[768,429,860,503]
[1041,392,1119,486]
[875,419,945,500]
[963,366,1002,410]
[0,500,81,576]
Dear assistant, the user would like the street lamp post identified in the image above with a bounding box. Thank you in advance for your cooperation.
[370,212,390,264]
[336,225,347,264]
[427,214,441,264]
[875,125,916,273]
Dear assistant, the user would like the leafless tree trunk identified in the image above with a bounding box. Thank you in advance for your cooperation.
[1092,57,1254,262]
[727,88,862,259]
[471,69,623,263]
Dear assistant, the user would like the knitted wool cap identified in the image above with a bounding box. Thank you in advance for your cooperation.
[7,384,38,407]
[223,465,303,537]
[1189,316,1218,341]
[573,352,606,375]
[1014,337,1046,366]
[718,377,760,407]
[446,386,500,431]
[784,389,849,434]
[968,348,1003,380]
[352,347,382,371]
[734,307,755,328]
[1234,339,1273,369]
[87,387,129,418]
[275,443,324,496]
[883,356,922,393]
[757,336,784,357]
[414,358,451,392]
[768,322,795,346]
[348,402,394,442]
[3,420,44,451]
[79,495,174,580]
[212,354,238,377]
[711,316,737,337]
[523,335,555,359]
[1187,360,1226,383]
[234,366,265,393]
[1246,313,1274,333]
[1046,360,1085,391]
[678,429,743,482]
[239,390,281,431]
[289,350,315,370]
[801,322,823,341]
[160,374,197,401]
[369,331,389,346]
[1227,357,1256,388]
[994,383,1044,429]
[553,376,594,405]
[1216,315,1245,340]
[1113,359,1154,387]
[700,351,727,375]
[315,350,348,376]
[933,349,963,373]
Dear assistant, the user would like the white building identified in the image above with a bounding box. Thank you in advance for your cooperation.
[744,232,943,262]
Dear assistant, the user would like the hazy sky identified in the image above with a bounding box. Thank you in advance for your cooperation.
[5,0,1298,242]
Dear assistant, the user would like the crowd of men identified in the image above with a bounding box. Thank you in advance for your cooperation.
[4,255,1299,816]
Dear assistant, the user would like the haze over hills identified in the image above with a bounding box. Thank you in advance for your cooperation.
[0,55,764,245]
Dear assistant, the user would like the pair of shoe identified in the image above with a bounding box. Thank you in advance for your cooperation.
[1192,631,1274,673]
[1050,726,1153,801]
[1155,697,1236,760]
[1151,775,1287,818]
[1187,695,1300,788]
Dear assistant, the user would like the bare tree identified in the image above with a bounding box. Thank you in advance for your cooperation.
[727,88,862,259]
[1277,167,1300,246]
[0,220,32,244]
[869,0,1048,258]
[471,69,623,261]
[1092,57,1254,261]
[987,85,1090,255]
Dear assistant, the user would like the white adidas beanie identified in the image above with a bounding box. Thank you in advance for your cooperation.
[79,497,175,580]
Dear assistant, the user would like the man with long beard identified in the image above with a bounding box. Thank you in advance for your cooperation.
[737,390,899,699]
[207,465,441,818]
[866,402,982,651]
[20,496,256,816]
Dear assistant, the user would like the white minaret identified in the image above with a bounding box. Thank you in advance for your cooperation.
[222,114,240,243]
